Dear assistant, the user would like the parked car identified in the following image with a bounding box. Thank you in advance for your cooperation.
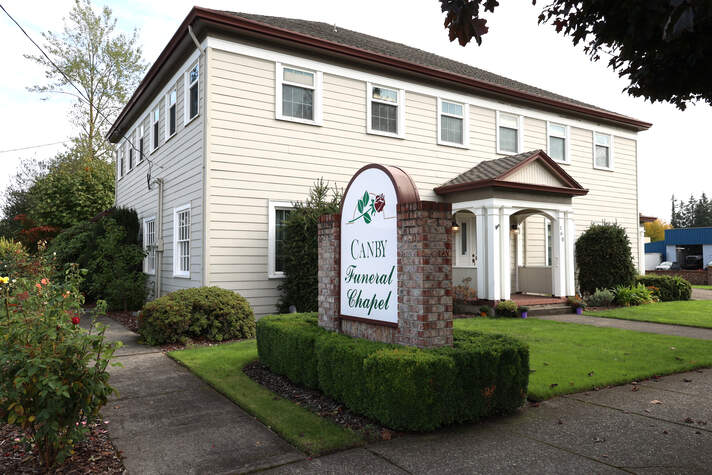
[656,261,681,270]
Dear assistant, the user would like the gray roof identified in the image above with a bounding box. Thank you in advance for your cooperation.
[221,11,622,117]
[440,150,541,187]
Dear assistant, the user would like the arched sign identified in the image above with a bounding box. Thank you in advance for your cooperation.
[340,164,419,325]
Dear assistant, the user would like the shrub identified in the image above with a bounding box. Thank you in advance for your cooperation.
[257,314,529,431]
[139,287,256,345]
[575,223,636,295]
[586,288,616,307]
[479,305,494,317]
[635,275,692,301]
[614,284,654,306]
[278,179,341,313]
[495,300,518,317]
[0,237,39,279]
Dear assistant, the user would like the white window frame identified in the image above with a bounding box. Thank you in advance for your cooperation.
[151,106,160,153]
[437,98,469,148]
[165,88,177,141]
[275,62,323,126]
[126,134,134,171]
[546,121,570,164]
[496,111,523,155]
[117,147,124,179]
[366,82,406,139]
[268,200,295,279]
[184,62,200,125]
[137,122,145,162]
[143,216,156,275]
[592,132,614,171]
[172,203,191,278]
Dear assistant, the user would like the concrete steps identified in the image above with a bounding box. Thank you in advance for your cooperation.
[525,304,574,317]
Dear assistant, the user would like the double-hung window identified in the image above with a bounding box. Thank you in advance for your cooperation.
[185,63,199,123]
[497,112,521,154]
[138,123,145,162]
[173,204,190,278]
[118,147,124,179]
[547,122,568,163]
[152,107,160,152]
[143,217,156,274]
[438,99,468,147]
[166,89,177,139]
[127,135,134,170]
[593,132,613,170]
[268,201,293,278]
[276,63,322,125]
[367,83,405,138]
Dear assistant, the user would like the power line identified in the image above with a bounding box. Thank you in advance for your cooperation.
[0,140,70,154]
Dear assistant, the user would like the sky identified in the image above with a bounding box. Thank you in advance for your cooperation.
[1,0,710,221]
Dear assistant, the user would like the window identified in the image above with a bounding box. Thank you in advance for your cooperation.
[173,205,190,277]
[152,107,160,151]
[497,112,521,154]
[143,217,156,275]
[117,147,124,179]
[547,122,568,163]
[138,123,145,162]
[438,99,468,147]
[166,89,177,139]
[545,219,553,267]
[185,63,199,123]
[268,201,294,278]
[367,83,405,138]
[275,63,322,125]
[593,132,613,170]
[127,136,134,170]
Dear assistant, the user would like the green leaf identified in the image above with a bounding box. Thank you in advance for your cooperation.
[357,199,364,214]
[363,213,372,224]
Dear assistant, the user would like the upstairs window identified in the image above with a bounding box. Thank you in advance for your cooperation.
[547,122,568,163]
[438,99,468,147]
[152,107,160,151]
[166,89,177,139]
[138,123,145,162]
[497,112,520,154]
[275,63,322,125]
[593,132,613,170]
[185,63,199,123]
[143,217,156,275]
[173,204,190,278]
[118,147,124,179]
[127,135,134,170]
[367,83,404,138]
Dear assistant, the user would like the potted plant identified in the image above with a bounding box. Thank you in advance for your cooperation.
[567,296,586,315]
[479,305,494,317]
[518,305,529,319]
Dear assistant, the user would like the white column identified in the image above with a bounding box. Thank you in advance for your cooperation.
[474,208,487,301]
[485,206,501,301]
[551,211,566,297]
[564,212,576,296]
[500,207,513,301]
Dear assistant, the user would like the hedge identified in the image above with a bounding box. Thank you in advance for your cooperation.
[256,314,529,431]
[575,223,636,295]
[635,274,692,301]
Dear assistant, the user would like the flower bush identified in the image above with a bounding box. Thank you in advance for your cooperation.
[567,295,587,309]
[495,300,519,318]
[0,260,119,468]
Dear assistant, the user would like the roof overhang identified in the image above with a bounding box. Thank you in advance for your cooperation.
[107,7,651,142]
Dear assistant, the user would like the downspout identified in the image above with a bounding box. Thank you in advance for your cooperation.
[150,177,164,298]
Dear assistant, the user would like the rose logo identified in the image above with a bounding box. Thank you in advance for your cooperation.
[348,191,385,224]
[374,194,385,212]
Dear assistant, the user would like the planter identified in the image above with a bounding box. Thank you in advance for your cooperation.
[480,312,487,317]
[575,307,583,315]
[520,311,528,319]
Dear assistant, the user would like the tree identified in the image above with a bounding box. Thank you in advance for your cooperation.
[644,219,671,242]
[575,223,636,295]
[440,0,712,109]
[670,193,712,228]
[25,0,146,161]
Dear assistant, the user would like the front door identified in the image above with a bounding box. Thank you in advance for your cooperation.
[455,213,476,268]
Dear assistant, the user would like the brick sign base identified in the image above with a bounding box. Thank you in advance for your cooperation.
[318,201,453,348]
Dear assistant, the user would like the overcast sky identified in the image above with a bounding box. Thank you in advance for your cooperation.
[1,0,710,221]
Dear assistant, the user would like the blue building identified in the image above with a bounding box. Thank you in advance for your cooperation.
[644,227,712,270]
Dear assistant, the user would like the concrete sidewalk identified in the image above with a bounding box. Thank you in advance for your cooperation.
[692,288,712,300]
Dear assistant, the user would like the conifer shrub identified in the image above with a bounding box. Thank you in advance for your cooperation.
[575,223,636,295]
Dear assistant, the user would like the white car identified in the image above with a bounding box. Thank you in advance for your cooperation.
[656,261,680,270]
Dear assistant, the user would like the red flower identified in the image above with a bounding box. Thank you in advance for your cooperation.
[71,316,80,325]
[374,194,385,212]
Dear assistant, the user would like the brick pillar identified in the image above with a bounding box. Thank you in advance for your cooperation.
[317,213,340,331]
[396,201,453,348]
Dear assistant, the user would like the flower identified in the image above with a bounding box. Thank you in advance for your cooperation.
[35,283,42,290]
[41,278,49,285]
[71,316,80,325]
[374,194,386,212]
[0,276,8,284]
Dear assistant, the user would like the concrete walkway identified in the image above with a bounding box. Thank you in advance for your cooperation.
[533,313,712,340]
[692,288,712,300]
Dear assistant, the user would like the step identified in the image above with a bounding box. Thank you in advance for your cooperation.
[526,304,574,317]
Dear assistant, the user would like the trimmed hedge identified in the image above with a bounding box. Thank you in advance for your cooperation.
[256,314,529,431]
[635,275,692,301]
[139,287,256,345]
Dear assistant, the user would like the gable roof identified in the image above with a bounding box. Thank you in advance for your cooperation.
[434,150,589,196]
[107,8,651,142]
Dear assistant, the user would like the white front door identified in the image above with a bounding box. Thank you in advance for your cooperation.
[455,213,476,268]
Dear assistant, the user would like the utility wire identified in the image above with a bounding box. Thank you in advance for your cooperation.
[0,140,70,154]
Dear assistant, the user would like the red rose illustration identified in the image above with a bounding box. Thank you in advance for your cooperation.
[374,194,385,212]
[71,316,80,325]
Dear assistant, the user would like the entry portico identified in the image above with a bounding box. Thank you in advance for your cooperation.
[435,150,589,303]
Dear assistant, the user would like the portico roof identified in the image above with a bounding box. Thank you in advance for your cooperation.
[434,150,589,197]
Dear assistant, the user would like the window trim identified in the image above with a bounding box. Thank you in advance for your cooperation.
[143,216,156,275]
[546,121,570,164]
[165,88,177,141]
[496,111,523,155]
[366,82,406,139]
[151,106,160,153]
[268,200,295,279]
[437,98,469,149]
[137,122,145,162]
[184,62,200,125]
[275,62,323,126]
[172,203,191,278]
[117,147,124,180]
[545,219,553,267]
[592,131,614,171]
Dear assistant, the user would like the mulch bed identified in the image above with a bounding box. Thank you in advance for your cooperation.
[243,361,398,442]
[0,419,124,474]
[105,310,138,332]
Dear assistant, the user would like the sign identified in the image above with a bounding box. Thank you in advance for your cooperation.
[340,167,399,324]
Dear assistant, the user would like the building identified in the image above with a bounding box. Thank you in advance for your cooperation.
[109,7,651,315]
[645,227,712,270]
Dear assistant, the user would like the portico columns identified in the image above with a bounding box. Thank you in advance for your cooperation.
[474,208,487,301]
[485,207,500,302]
[552,210,576,297]
[564,212,576,296]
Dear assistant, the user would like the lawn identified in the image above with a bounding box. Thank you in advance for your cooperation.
[168,340,363,456]
[585,300,712,329]
[454,318,712,400]
[693,285,712,290]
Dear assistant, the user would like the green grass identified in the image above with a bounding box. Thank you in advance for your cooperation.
[585,300,712,329]
[454,318,712,400]
[168,340,363,456]
[693,285,712,290]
